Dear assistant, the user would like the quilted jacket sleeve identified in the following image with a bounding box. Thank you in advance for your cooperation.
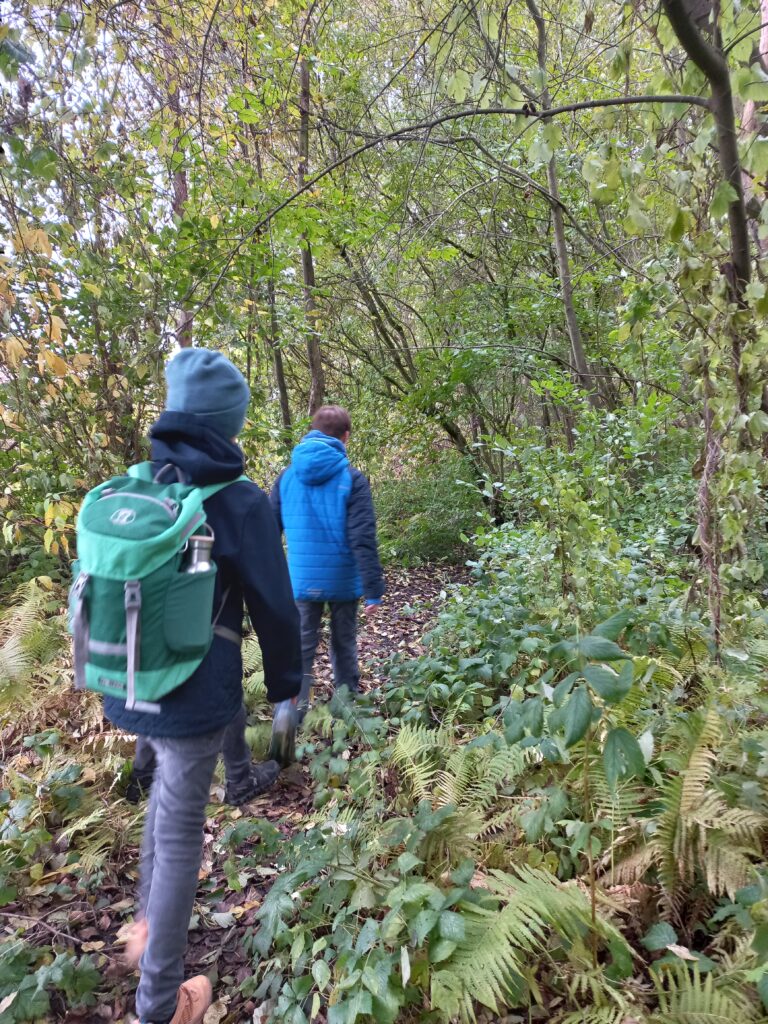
[347,470,385,602]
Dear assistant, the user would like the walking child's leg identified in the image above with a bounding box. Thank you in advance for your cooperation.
[135,729,224,1024]
[296,601,324,717]
[222,704,280,805]
[328,600,360,693]
[221,703,250,789]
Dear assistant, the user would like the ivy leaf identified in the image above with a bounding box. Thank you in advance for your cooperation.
[603,728,645,792]
[563,684,592,747]
[711,181,738,219]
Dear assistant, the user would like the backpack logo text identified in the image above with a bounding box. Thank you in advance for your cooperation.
[110,508,136,526]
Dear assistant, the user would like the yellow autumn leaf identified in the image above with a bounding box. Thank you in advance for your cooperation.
[43,348,69,377]
[5,336,26,368]
[43,528,54,553]
[45,504,56,526]
[210,214,220,229]
[73,352,92,370]
[50,281,62,301]
[48,315,65,342]
[83,282,102,297]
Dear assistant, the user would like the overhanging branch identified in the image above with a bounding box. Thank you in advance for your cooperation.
[189,93,710,313]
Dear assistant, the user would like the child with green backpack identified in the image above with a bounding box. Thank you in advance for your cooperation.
[70,349,301,1024]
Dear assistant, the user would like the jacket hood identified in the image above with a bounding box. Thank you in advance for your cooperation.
[291,430,349,485]
[149,411,245,484]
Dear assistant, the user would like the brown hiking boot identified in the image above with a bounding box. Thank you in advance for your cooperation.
[169,976,212,1024]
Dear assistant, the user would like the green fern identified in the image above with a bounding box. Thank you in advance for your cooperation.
[647,963,764,1023]
[610,708,766,900]
[431,865,632,1022]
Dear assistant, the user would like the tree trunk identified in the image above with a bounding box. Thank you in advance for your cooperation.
[163,41,193,349]
[526,0,596,403]
[298,55,325,414]
[268,275,293,438]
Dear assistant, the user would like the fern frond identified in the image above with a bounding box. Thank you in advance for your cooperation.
[649,963,763,1023]
[434,866,632,1022]
[391,723,451,801]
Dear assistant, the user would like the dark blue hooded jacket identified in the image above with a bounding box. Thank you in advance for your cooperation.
[104,412,302,738]
[271,431,384,604]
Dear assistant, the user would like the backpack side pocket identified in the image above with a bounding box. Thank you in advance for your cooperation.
[164,567,217,656]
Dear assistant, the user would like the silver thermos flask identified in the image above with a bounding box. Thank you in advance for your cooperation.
[185,533,214,573]
[269,699,298,767]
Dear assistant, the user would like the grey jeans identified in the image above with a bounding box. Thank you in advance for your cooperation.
[135,714,243,1023]
[296,600,359,713]
[133,703,252,792]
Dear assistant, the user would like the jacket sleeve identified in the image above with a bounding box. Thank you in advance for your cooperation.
[270,470,284,533]
[347,470,385,601]
[239,490,301,702]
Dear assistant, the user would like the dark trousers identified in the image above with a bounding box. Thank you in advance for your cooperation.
[296,600,359,713]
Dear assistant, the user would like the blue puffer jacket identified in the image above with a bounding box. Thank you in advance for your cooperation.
[271,431,385,604]
[104,412,302,738]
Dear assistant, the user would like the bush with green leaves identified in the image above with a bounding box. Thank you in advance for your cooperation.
[0,940,100,1023]
[238,510,768,1024]
[374,455,483,565]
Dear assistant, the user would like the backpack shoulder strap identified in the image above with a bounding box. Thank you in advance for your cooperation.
[196,475,249,502]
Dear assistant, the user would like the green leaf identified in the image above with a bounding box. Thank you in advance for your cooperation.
[563,684,592,747]
[523,696,544,737]
[578,635,629,661]
[753,924,768,960]
[592,609,632,640]
[438,910,466,941]
[603,728,645,792]
[759,971,768,1011]
[553,671,579,707]
[711,180,738,219]
[641,921,678,951]
[582,660,633,704]
[313,959,331,991]
[447,69,470,102]
[396,852,422,874]
[430,938,457,963]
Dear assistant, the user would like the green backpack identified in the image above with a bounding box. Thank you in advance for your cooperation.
[68,462,245,713]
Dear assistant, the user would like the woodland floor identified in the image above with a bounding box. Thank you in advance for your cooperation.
[3,564,469,1024]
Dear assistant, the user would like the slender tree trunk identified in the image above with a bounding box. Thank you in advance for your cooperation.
[526,0,596,403]
[661,0,754,649]
[268,275,293,437]
[298,55,325,414]
[163,41,193,348]
[741,0,768,257]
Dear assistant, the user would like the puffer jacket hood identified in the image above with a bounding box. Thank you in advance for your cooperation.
[291,430,349,485]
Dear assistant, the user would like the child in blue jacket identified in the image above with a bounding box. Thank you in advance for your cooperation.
[271,405,384,717]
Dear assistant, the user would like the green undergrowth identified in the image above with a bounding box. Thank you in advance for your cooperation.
[3,500,768,1022]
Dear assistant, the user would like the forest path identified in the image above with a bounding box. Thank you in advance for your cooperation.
[12,563,468,1024]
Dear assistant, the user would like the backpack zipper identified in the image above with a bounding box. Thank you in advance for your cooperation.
[99,491,178,518]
